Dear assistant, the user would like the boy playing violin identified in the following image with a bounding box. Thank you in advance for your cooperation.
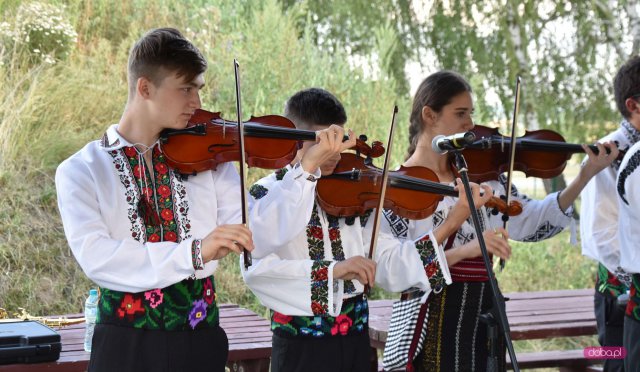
[582,55,640,372]
[243,87,492,372]
[55,28,255,371]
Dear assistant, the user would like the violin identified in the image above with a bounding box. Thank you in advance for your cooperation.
[159,109,356,175]
[316,152,523,220]
[463,124,624,183]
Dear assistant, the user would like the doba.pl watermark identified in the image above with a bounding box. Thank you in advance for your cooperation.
[584,346,627,359]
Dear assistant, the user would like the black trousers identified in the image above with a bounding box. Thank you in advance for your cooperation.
[88,323,228,372]
[624,317,640,372]
[270,331,372,372]
[595,290,626,372]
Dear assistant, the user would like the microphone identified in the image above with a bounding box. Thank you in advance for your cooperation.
[431,131,476,154]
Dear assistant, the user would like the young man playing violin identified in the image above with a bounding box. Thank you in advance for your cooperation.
[55,28,255,372]
[243,87,493,372]
[616,98,640,372]
[381,70,618,372]
[582,55,640,372]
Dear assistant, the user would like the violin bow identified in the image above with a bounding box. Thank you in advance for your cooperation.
[365,105,399,294]
[499,76,521,271]
[234,59,252,269]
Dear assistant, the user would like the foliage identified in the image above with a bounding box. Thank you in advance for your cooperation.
[0,1,77,65]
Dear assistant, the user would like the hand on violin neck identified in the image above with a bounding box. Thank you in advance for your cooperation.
[450,179,493,219]
[333,256,377,287]
[580,141,619,178]
[300,125,355,174]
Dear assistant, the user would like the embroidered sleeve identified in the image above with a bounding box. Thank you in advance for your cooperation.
[191,239,204,270]
[413,234,450,293]
[310,260,331,315]
[487,178,572,242]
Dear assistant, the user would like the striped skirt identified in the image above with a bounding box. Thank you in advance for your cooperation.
[414,281,506,372]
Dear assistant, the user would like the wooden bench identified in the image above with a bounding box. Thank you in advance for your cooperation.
[368,288,603,371]
[0,304,272,372]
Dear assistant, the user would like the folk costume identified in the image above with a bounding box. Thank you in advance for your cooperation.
[382,175,574,372]
[616,141,640,372]
[56,125,238,372]
[581,119,640,371]
[243,163,451,372]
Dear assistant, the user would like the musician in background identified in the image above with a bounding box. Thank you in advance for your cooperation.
[243,87,491,372]
[581,55,640,372]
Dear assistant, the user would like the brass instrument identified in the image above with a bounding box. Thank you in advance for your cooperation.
[0,307,85,327]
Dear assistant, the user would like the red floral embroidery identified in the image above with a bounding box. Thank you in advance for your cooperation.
[158,185,171,198]
[329,228,340,241]
[425,262,438,278]
[124,147,138,158]
[273,312,293,324]
[331,314,353,336]
[116,293,145,320]
[164,231,177,242]
[160,209,174,221]
[203,278,216,305]
[309,226,323,240]
[148,233,160,242]
[154,162,168,174]
[311,301,326,315]
[313,266,328,281]
[141,187,153,201]
[132,164,143,178]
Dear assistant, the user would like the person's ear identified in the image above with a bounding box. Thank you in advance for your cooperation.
[137,77,153,99]
[421,105,437,125]
[626,97,640,116]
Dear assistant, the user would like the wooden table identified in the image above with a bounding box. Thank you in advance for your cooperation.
[0,304,272,372]
[368,288,601,370]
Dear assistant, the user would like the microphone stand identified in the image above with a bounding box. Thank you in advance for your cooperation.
[451,150,520,372]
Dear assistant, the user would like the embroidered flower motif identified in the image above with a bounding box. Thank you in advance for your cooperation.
[272,312,293,324]
[148,233,160,242]
[158,185,171,198]
[309,226,323,240]
[144,289,164,309]
[416,235,445,292]
[425,262,438,278]
[328,228,340,241]
[188,299,208,329]
[132,164,144,178]
[154,162,168,174]
[311,301,326,315]
[160,209,174,221]
[312,266,328,281]
[164,231,177,242]
[116,293,145,320]
[124,147,138,158]
[203,278,216,305]
[331,314,353,336]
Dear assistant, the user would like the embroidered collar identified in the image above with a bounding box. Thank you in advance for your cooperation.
[100,124,134,151]
[621,119,640,145]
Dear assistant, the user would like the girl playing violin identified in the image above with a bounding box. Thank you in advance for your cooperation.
[243,88,491,372]
[382,71,618,372]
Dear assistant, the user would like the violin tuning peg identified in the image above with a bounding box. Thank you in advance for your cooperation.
[359,134,368,142]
